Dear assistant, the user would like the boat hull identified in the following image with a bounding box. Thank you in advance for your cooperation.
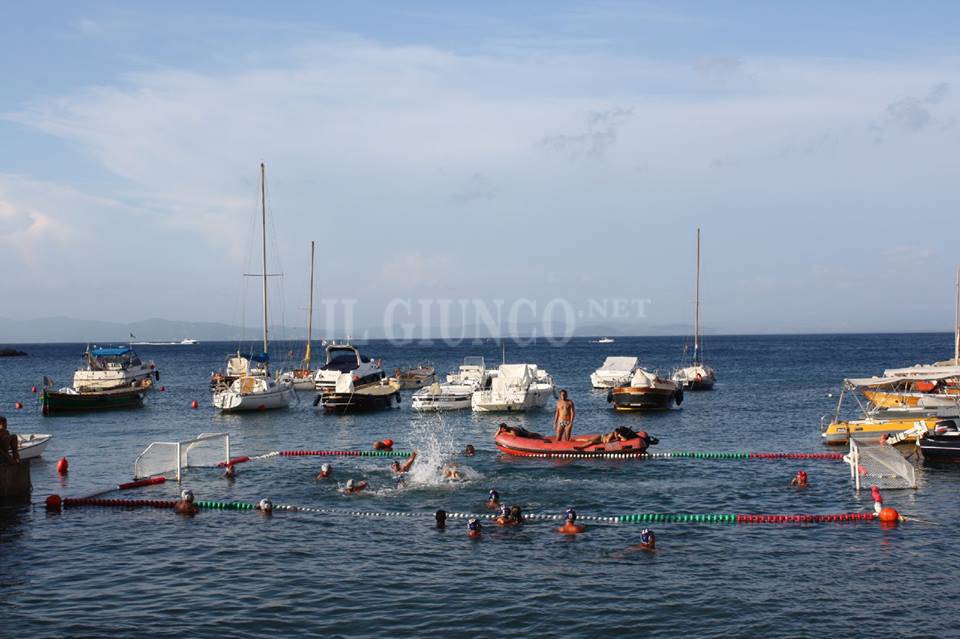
[17,434,52,460]
[213,386,294,412]
[471,386,553,412]
[608,387,679,411]
[411,389,473,411]
[495,432,652,457]
[919,432,960,461]
[821,417,937,445]
[41,386,148,415]
[321,389,400,412]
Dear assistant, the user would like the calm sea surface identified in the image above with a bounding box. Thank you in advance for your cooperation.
[1,334,958,638]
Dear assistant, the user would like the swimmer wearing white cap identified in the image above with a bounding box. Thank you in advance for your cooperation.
[175,489,198,516]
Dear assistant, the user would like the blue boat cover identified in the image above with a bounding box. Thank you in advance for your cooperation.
[238,352,270,363]
[91,346,132,357]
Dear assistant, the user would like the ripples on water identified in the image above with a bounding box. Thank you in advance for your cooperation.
[1,335,958,638]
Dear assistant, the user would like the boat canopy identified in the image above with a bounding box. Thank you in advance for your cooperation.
[238,352,270,363]
[90,346,132,357]
[599,356,638,372]
[845,371,960,389]
[883,365,960,378]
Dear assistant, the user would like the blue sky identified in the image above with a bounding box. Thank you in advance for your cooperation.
[2,2,959,335]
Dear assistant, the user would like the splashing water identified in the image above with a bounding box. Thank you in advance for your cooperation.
[404,411,479,487]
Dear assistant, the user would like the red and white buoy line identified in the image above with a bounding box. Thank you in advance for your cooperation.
[45,485,904,525]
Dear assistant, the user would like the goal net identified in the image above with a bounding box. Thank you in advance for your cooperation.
[845,439,917,490]
[134,432,230,480]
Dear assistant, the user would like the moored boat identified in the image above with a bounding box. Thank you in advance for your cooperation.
[17,434,52,460]
[313,343,380,390]
[590,356,639,389]
[495,430,658,457]
[396,364,436,390]
[278,240,318,391]
[673,228,716,391]
[608,369,682,411]
[918,419,960,461]
[318,370,400,413]
[73,345,158,391]
[471,363,555,412]
[412,356,495,411]
[213,375,296,412]
[41,379,152,415]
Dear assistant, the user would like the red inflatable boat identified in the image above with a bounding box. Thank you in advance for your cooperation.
[495,430,657,457]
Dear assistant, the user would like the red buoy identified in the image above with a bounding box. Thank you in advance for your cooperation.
[31,386,37,393]
[878,507,900,523]
[159,386,166,392]
[191,400,199,409]
[56,457,69,474]
[45,494,62,510]
[14,402,23,410]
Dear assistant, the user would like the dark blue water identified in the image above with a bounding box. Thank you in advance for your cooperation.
[1,334,957,638]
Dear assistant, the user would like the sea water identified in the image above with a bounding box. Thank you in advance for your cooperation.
[1,334,957,638]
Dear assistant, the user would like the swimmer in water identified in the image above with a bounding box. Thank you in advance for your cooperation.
[635,528,655,551]
[790,471,808,487]
[390,450,418,475]
[435,509,447,529]
[373,439,394,451]
[486,490,500,509]
[224,464,237,480]
[557,508,585,535]
[343,479,369,494]
[174,489,199,517]
[467,517,482,539]
[442,463,465,481]
[259,498,273,516]
[508,505,524,525]
[315,463,332,480]
[463,444,476,456]
[495,504,511,525]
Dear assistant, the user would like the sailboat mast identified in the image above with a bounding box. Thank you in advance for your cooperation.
[693,228,701,364]
[260,163,269,356]
[306,240,315,366]
[954,265,959,365]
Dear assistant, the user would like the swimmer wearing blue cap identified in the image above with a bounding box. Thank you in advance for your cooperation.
[468,517,482,539]
[486,489,500,509]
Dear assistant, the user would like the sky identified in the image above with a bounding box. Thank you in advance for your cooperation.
[1,1,959,336]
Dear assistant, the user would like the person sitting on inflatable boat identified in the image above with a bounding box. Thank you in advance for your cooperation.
[574,427,659,450]
[496,423,543,439]
[557,508,585,534]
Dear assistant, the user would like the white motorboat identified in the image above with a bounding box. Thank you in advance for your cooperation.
[73,345,159,391]
[212,163,293,412]
[595,337,615,344]
[673,228,717,391]
[18,434,52,460]
[590,356,640,388]
[131,338,198,346]
[609,368,683,410]
[317,369,400,413]
[471,363,555,412]
[314,343,381,390]
[412,356,497,411]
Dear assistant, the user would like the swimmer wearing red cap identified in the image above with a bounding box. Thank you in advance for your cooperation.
[790,471,808,488]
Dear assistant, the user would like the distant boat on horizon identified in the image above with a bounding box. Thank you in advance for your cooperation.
[594,337,615,344]
[130,338,199,346]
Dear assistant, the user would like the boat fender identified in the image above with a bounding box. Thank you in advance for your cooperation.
[606,390,613,403]
[312,395,322,407]
[155,371,161,381]
[674,389,684,406]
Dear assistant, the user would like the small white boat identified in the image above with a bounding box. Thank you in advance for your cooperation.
[595,337,615,344]
[590,356,640,389]
[214,375,296,412]
[412,356,496,411]
[17,434,52,460]
[472,363,555,412]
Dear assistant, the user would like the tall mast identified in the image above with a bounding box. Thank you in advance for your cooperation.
[954,265,959,365]
[260,162,269,356]
[305,240,315,367]
[693,228,701,364]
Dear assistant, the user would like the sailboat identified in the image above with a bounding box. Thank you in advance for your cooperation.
[883,266,960,376]
[213,163,296,412]
[673,228,716,390]
[278,241,317,390]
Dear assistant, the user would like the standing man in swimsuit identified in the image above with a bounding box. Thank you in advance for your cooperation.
[553,390,575,441]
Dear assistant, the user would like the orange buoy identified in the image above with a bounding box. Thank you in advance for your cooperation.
[45,494,62,510]
[31,386,37,393]
[191,400,199,409]
[14,402,23,409]
[878,507,900,523]
[56,457,69,474]
[383,438,394,448]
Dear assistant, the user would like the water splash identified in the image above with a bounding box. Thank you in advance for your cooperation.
[402,411,478,488]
